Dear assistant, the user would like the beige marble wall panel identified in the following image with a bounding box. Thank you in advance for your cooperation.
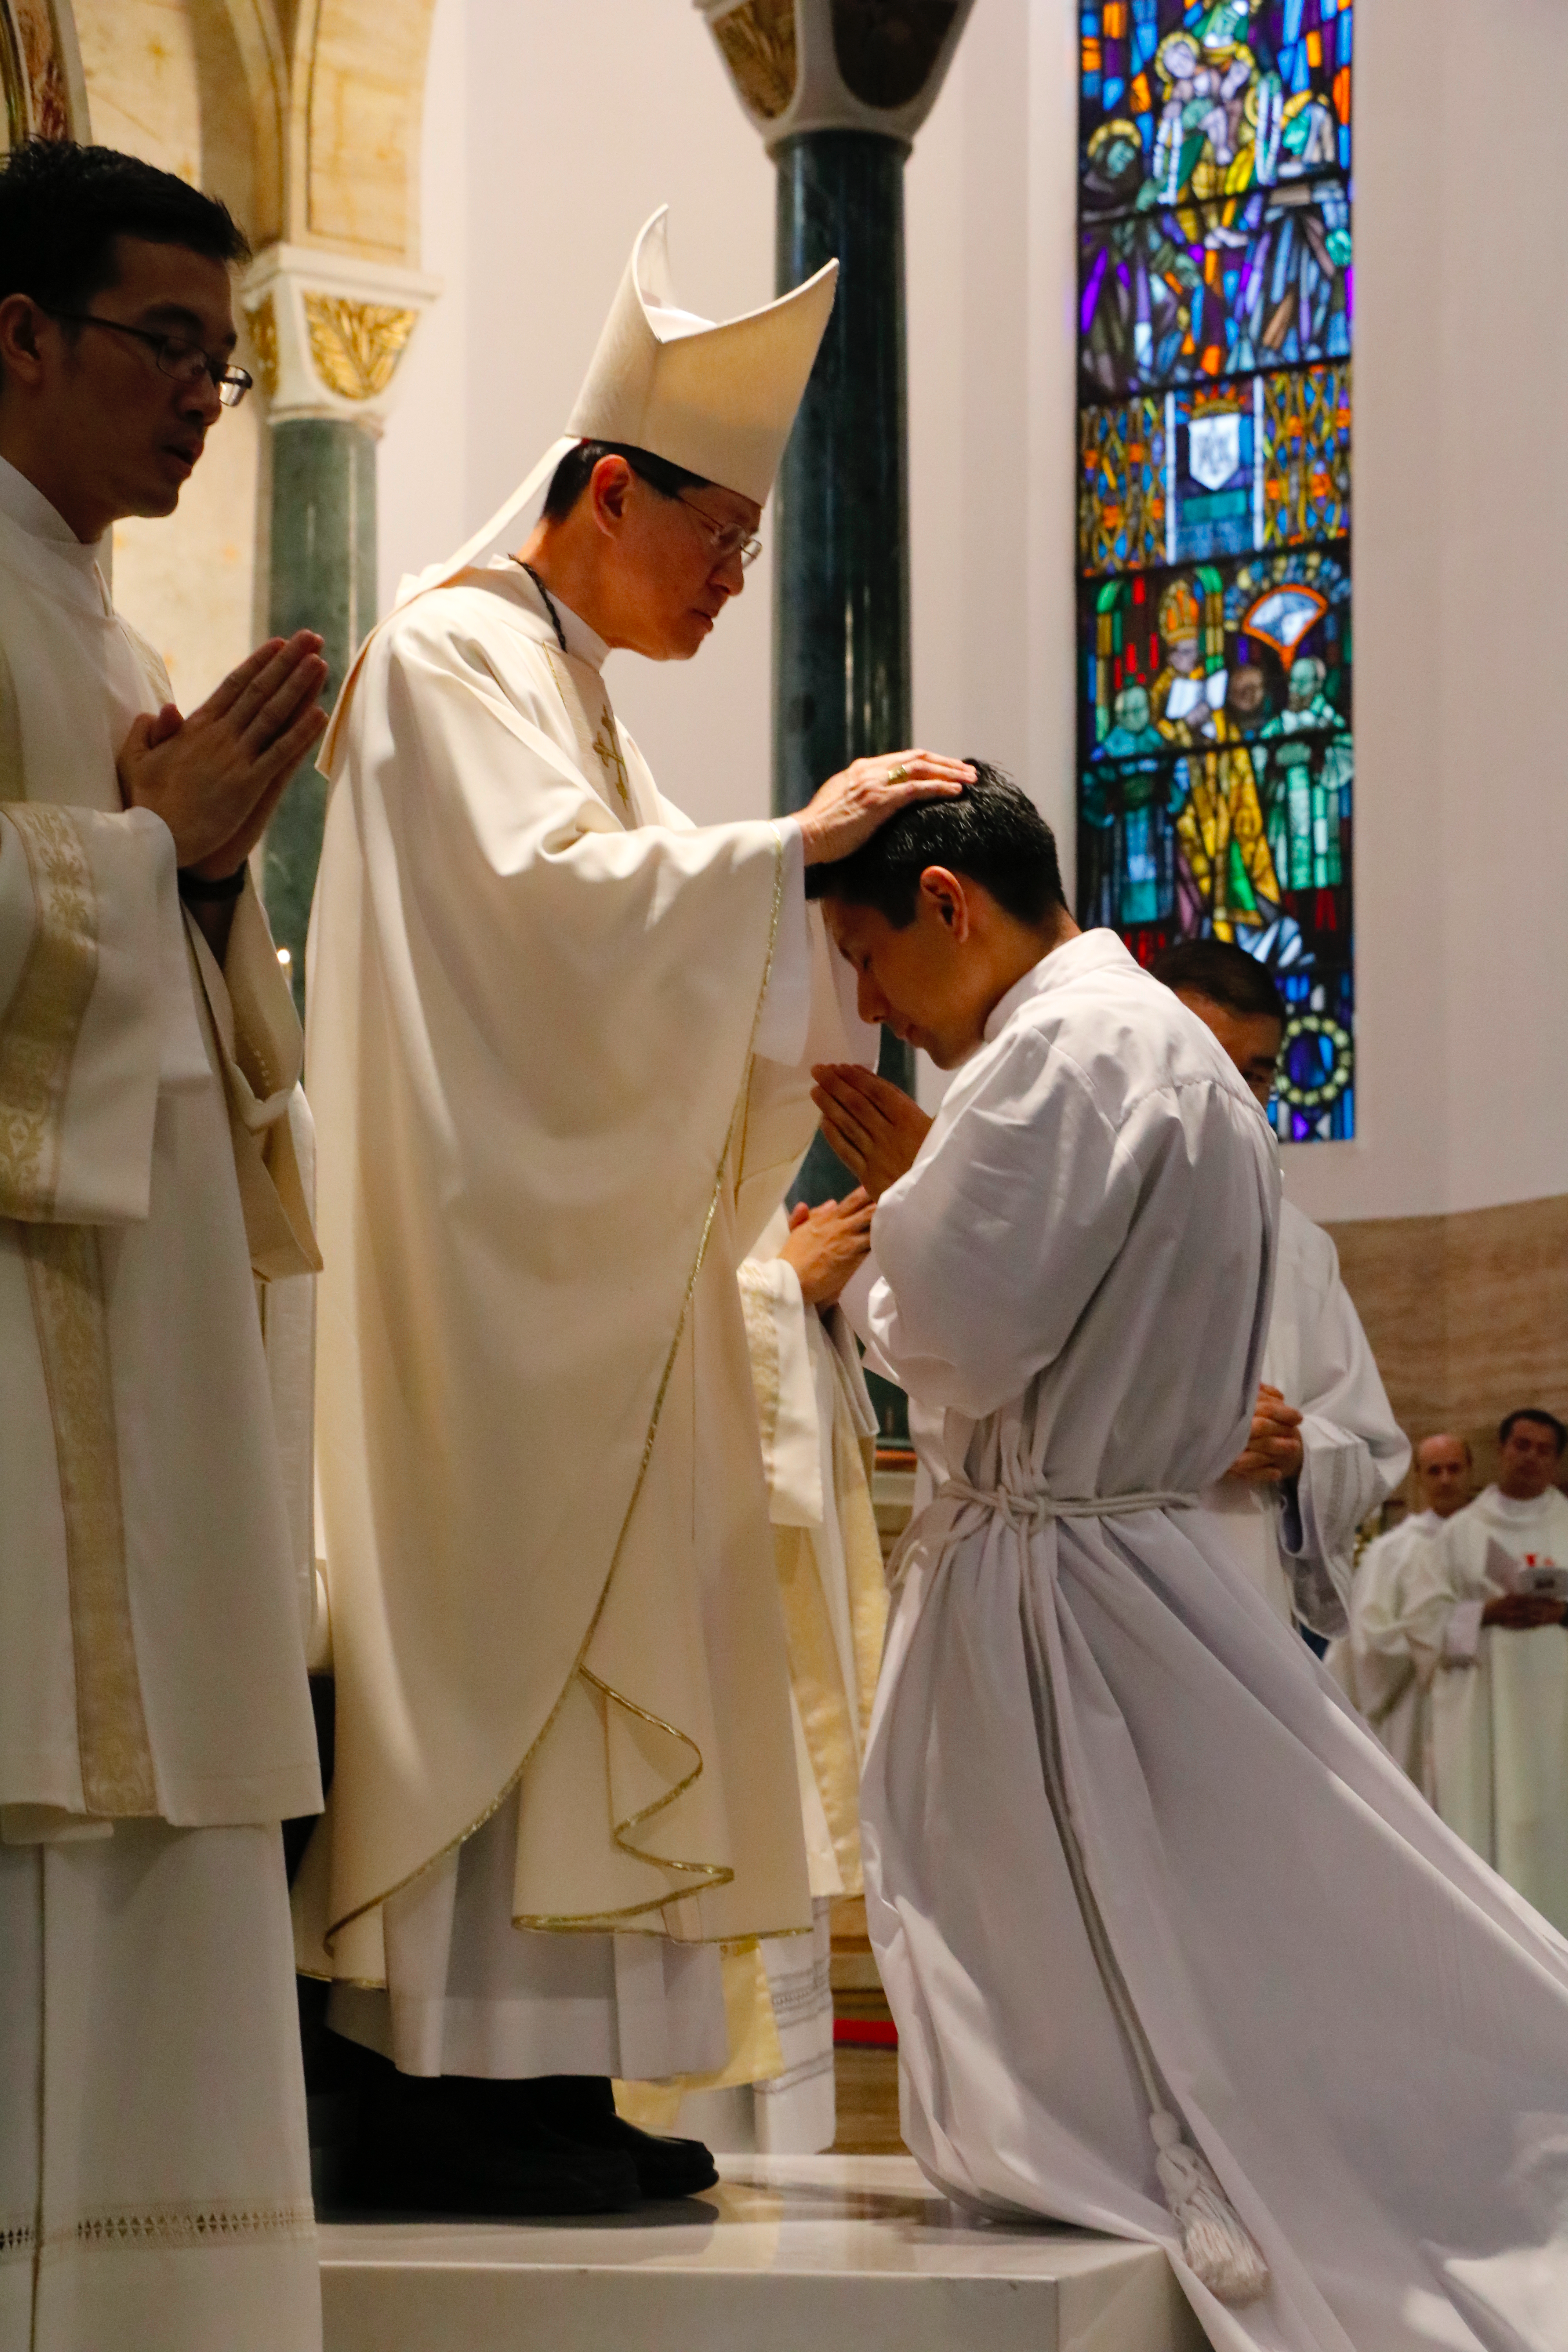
[1327,1194,1568,1466]
[75,0,263,705]
[305,0,435,261]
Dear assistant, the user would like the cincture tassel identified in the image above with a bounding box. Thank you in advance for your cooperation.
[1149,2108,1271,2305]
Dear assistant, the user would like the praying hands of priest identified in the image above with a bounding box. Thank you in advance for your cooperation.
[117,629,328,956]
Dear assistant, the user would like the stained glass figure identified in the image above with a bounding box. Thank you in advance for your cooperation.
[1076,0,1353,1140]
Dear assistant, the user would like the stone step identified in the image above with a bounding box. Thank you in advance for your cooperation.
[320,2154,1204,2352]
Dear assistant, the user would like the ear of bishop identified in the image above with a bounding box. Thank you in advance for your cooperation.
[321,208,837,771]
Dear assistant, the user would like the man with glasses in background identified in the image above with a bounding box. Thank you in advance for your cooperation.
[301,209,970,2216]
[0,140,329,2352]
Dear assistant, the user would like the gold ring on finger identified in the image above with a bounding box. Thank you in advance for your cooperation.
[888,763,909,784]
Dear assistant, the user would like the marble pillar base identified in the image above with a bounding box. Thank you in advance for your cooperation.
[319,2154,1203,2352]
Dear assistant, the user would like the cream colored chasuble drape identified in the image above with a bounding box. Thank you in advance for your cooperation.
[303,561,861,1988]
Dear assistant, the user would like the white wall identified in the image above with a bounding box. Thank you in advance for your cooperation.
[381,0,1568,1226]
[1283,0,1568,1226]
[379,0,1080,840]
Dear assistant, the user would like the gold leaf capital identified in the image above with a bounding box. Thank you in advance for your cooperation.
[302,292,417,403]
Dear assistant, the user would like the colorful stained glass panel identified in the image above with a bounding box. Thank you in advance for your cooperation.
[1079,187,1351,397]
[1075,0,1353,1140]
[1080,1,1353,197]
[1079,364,1351,572]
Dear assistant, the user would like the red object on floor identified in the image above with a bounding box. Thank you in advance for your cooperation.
[834,2018,898,2047]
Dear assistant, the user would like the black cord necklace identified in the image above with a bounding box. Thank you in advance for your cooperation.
[517,560,568,652]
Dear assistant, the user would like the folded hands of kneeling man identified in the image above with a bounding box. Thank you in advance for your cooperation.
[811,1063,933,1203]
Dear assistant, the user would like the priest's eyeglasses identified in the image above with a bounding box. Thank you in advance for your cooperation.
[48,313,254,408]
[675,494,763,571]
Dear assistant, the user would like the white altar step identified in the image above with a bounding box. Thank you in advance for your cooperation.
[320,2152,1206,2352]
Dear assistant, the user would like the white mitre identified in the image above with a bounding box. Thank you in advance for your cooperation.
[398,208,837,607]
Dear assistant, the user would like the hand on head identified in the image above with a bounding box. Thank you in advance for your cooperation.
[797,751,974,867]
[117,631,328,876]
[809,1065,932,1201]
[1226,1383,1305,1486]
[778,1188,875,1307]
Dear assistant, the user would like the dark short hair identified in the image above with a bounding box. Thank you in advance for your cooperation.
[804,762,1067,929]
[0,140,249,321]
[1150,936,1285,1025]
[543,439,711,523]
[1499,1408,1568,1456]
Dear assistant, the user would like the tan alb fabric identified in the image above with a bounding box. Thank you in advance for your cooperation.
[303,563,863,1984]
[738,1220,886,1899]
[0,461,321,1835]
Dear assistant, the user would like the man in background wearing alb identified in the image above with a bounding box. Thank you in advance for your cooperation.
[0,141,327,2352]
[1152,938,1408,1638]
[1327,1432,1472,1787]
[1394,1409,1568,1929]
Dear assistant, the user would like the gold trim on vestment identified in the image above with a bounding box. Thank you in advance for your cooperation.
[0,806,98,1219]
[22,1223,157,1816]
[0,805,156,1816]
[542,648,633,819]
[513,1668,733,1930]
[323,824,788,1955]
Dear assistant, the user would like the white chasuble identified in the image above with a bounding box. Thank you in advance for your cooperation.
[851,931,1568,2352]
[303,561,865,2000]
[1396,1486,1568,1933]
[1201,1196,1408,1636]
[0,461,321,2347]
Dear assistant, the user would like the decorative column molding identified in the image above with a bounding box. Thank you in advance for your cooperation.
[698,0,972,151]
[242,245,438,1004]
[241,242,439,435]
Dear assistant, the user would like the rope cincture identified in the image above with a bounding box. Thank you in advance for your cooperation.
[938,1475,1272,2308]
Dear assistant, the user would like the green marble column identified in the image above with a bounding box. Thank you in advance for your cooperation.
[262,416,377,1014]
[775,130,914,1439]
[775,129,915,1132]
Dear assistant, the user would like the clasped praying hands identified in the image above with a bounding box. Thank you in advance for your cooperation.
[810,1063,933,1201]
[1226,1382,1305,1486]
[116,629,329,879]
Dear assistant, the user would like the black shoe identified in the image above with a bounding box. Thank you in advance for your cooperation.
[348,2069,642,2218]
[510,2074,720,2201]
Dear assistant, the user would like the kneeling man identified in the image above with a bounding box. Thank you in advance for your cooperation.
[808,768,1568,2351]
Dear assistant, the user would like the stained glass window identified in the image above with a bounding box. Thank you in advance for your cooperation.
[1076,0,1354,1142]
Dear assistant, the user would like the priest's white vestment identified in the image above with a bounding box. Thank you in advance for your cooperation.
[855,929,1568,2352]
[1203,1196,1408,1635]
[303,564,865,2075]
[0,459,323,2352]
[1394,1486,1568,1933]
[1325,1510,1441,1789]
[672,1218,886,2150]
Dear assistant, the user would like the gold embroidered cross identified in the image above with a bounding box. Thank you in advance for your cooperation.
[591,713,632,813]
